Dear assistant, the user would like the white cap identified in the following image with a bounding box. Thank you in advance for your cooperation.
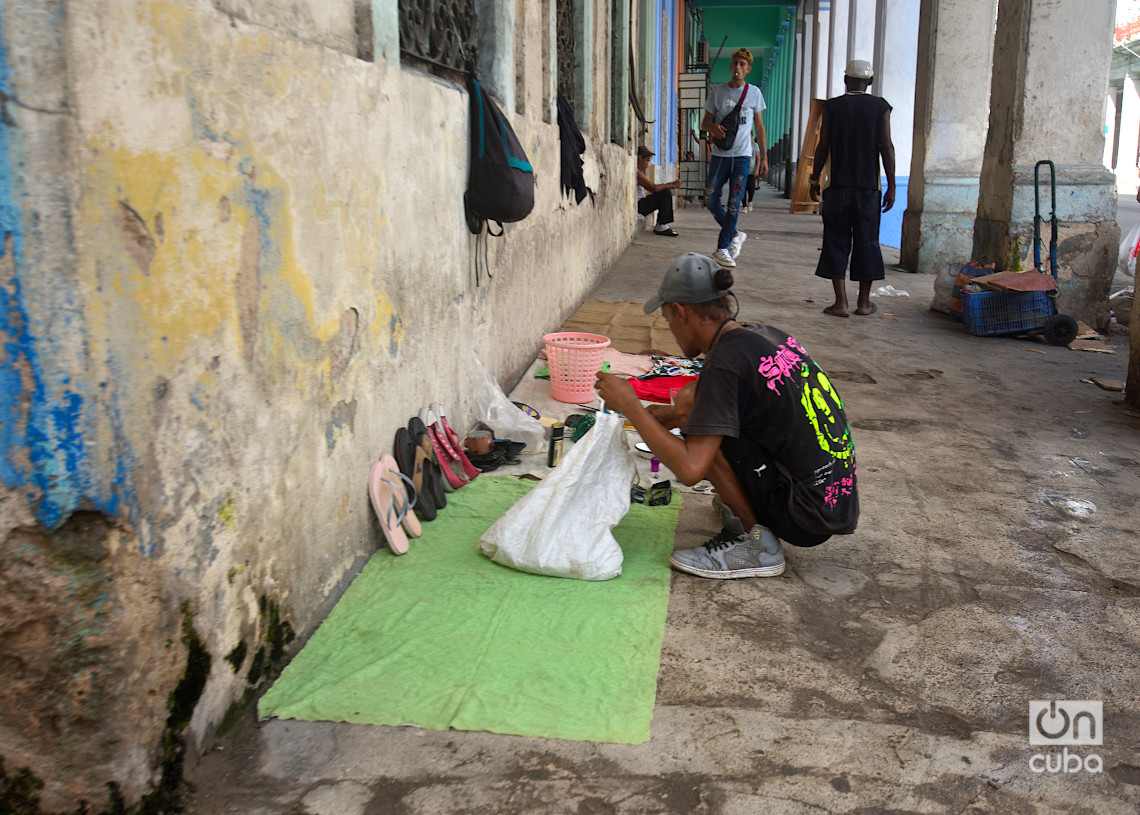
[845,60,873,80]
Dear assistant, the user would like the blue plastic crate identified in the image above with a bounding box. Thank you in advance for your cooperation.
[961,289,1052,337]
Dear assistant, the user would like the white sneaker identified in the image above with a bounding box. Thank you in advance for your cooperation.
[713,248,736,268]
[744,204,753,212]
[730,231,747,259]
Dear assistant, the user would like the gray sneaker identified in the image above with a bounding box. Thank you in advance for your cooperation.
[669,525,785,579]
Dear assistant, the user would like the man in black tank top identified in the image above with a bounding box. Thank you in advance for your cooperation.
[808,60,896,318]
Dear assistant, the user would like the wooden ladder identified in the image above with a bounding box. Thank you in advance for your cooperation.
[789,99,824,214]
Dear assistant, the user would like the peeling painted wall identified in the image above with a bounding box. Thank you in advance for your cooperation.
[0,0,635,809]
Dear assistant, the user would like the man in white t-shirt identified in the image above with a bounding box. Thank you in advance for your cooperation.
[700,48,768,268]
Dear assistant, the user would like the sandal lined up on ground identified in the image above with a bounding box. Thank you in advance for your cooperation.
[427,402,481,483]
[395,422,445,520]
[380,405,486,553]
[367,454,418,555]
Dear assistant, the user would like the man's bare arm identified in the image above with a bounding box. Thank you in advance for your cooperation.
[879,109,896,212]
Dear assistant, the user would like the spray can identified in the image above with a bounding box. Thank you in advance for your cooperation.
[547,422,564,468]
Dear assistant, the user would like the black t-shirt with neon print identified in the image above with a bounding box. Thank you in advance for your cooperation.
[682,324,858,535]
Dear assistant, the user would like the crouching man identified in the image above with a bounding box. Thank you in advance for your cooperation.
[595,253,859,578]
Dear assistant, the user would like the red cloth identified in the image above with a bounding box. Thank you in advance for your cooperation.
[630,375,698,403]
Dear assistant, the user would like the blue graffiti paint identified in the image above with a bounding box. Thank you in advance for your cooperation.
[0,10,26,488]
[0,11,137,532]
[325,415,341,452]
[388,313,401,358]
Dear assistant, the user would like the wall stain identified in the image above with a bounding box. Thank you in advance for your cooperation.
[116,200,156,274]
[325,398,358,453]
[235,214,261,366]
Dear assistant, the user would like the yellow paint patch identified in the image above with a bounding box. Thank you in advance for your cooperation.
[83,143,242,366]
[82,4,405,398]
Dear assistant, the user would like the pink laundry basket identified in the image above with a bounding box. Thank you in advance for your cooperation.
[543,332,611,403]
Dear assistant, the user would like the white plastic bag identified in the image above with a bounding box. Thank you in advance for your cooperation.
[930,262,957,313]
[478,409,636,581]
[871,284,909,298]
[1118,220,1140,279]
[468,355,545,452]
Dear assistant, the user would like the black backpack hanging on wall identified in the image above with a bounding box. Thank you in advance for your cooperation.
[464,76,535,236]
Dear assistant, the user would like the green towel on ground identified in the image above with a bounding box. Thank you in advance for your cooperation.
[259,475,679,744]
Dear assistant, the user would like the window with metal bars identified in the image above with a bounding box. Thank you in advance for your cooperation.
[556,0,577,105]
[398,0,477,81]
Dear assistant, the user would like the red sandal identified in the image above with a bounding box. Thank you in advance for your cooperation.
[431,402,481,481]
[419,407,469,490]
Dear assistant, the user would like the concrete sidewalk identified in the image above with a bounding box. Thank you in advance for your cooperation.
[183,187,1140,814]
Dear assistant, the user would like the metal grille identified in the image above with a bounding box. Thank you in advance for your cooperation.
[556,0,577,102]
[399,0,477,76]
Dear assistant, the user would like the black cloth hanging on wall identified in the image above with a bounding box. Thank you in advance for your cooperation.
[557,93,588,204]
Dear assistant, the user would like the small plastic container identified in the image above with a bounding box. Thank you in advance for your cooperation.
[543,332,611,403]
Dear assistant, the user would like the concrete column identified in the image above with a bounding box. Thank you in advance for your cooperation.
[475,0,517,110]
[1103,88,1118,173]
[871,0,918,248]
[1117,73,1140,187]
[900,0,997,275]
[610,0,630,145]
[814,2,831,100]
[827,0,849,97]
[872,0,917,185]
[796,8,811,157]
[849,0,876,65]
[373,0,398,63]
[973,0,1118,328]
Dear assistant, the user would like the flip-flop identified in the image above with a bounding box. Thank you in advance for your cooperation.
[431,402,481,481]
[368,456,411,555]
[823,305,850,318]
[855,303,878,316]
[420,407,469,490]
[394,426,437,521]
[409,417,452,504]
[384,462,422,538]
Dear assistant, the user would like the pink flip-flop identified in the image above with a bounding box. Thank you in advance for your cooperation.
[431,402,480,482]
[386,463,422,539]
[421,406,469,490]
[369,455,417,554]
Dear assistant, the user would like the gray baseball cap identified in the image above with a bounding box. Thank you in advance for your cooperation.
[644,253,723,314]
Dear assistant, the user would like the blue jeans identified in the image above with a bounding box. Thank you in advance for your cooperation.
[705,155,750,250]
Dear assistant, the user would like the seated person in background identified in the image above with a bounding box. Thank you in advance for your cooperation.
[595,252,859,579]
[637,146,682,237]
